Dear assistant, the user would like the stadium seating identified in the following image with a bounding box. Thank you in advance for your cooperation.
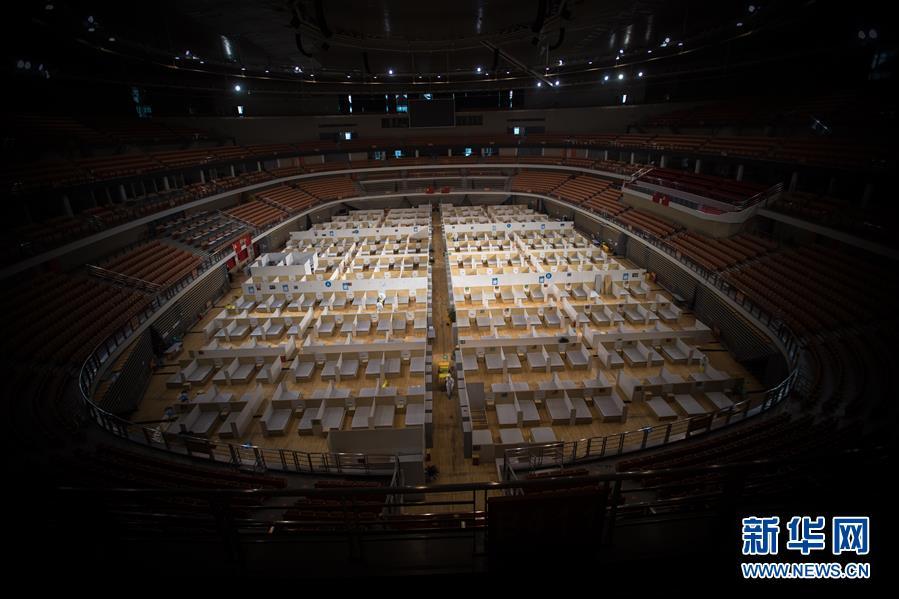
[225,200,289,228]
[99,240,201,288]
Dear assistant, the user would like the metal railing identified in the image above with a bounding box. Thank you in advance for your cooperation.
[83,399,409,476]
[50,446,883,574]
[500,370,797,479]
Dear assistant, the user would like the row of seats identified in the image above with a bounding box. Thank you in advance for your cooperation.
[296,176,359,201]
[100,240,201,288]
[255,184,319,213]
[636,168,769,205]
[723,245,887,337]
[0,272,150,366]
[510,171,570,194]
[550,174,612,204]
[225,200,289,228]
[616,208,682,239]
[161,211,248,253]
[669,232,775,271]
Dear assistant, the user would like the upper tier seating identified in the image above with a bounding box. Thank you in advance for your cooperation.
[703,136,778,159]
[77,154,164,179]
[550,174,612,205]
[99,240,201,288]
[510,171,570,194]
[162,211,248,253]
[616,208,682,239]
[1,161,92,193]
[225,200,289,228]
[582,187,627,216]
[5,114,110,146]
[296,176,358,201]
[256,185,319,213]
[636,168,768,205]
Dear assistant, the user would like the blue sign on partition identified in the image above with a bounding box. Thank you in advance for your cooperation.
[545,272,552,280]
[538,276,545,284]
[507,223,512,228]
[342,282,350,291]
[282,284,289,292]
[540,223,545,230]
[329,230,335,236]
[491,277,499,286]
[623,272,630,281]
[325,281,332,288]
[248,286,255,294]
[352,229,359,235]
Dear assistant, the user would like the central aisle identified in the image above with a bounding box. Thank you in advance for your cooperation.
[428,207,496,487]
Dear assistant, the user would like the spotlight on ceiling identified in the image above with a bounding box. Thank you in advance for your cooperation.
[603,74,609,82]
[476,66,482,73]
[554,80,560,86]
[617,73,624,80]
[233,84,242,92]
[536,81,543,88]
[388,68,394,75]
[638,71,644,77]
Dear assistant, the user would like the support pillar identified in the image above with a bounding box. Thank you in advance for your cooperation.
[736,164,744,181]
[694,159,702,174]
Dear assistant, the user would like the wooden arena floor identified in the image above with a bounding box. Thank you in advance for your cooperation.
[124,205,762,491]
